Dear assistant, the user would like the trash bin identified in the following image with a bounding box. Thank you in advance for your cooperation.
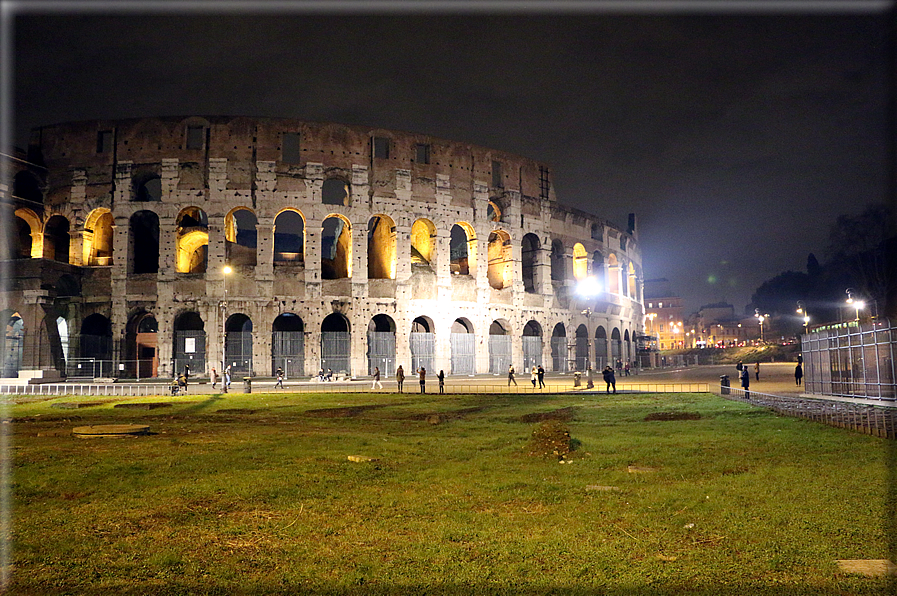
[573,372,581,387]
[720,375,730,395]
[243,377,252,393]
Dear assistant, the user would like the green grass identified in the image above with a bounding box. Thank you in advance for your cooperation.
[7,390,896,594]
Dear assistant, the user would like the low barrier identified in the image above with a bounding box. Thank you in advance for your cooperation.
[716,384,897,439]
[0,383,167,398]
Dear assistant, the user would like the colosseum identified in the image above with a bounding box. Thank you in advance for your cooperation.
[2,116,644,382]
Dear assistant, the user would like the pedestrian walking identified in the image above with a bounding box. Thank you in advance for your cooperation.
[624,361,631,376]
[372,366,383,390]
[224,365,231,389]
[396,365,405,393]
[537,365,545,388]
[531,366,537,387]
[417,366,426,393]
[795,363,803,386]
[210,367,217,389]
[438,370,445,394]
[602,365,616,394]
[275,367,284,389]
[586,366,594,389]
[736,361,743,373]
[754,362,760,381]
[508,364,517,386]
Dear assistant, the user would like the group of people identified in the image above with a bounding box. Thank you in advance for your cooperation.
[208,365,232,391]
[317,368,334,382]
[392,365,445,394]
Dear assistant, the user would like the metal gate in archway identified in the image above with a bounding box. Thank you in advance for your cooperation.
[550,336,567,372]
[321,331,351,374]
[522,336,542,370]
[410,332,435,374]
[367,331,395,376]
[174,330,206,376]
[272,332,304,378]
[489,334,511,373]
[450,333,475,375]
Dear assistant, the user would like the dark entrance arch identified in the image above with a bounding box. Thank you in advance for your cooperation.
[225,314,253,375]
[173,312,205,376]
[272,314,304,377]
[551,323,567,372]
[321,313,351,374]
[410,316,435,374]
[367,314,396,375]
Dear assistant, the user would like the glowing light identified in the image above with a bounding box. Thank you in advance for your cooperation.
[576,276,601,297]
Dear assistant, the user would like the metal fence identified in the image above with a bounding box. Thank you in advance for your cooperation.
[550,337,567,372]
[488,335,511,374]
[225,332,253,375]
[574,337,589,372]
[272,331,304,377]
[450,333,476,375]
[410,332,435,374]
[321,331,350,374]
[367,331,396,376]
[0,383,169,397]
[173,331,206,376]
[522,336,543,370]
[802,318,896,400]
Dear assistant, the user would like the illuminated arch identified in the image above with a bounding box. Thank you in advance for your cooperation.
[368,214,396,280]
[411,218,436,267]
[176,207,208,273]
[572,243,588,280]
[83,208,114,266]
[606,253,620,295]
[487,229,512,290]
[450,222,477,276]
[521,233,540,293]
[14,208,41,258]
[628,262,638,299]
[550,239,565,282]
[225,206,258,266]
[487,200,502,222]
[322,214,352,279]
[43,215,70,263]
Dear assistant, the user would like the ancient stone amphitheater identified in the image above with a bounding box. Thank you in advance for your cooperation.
[2,116,644,381]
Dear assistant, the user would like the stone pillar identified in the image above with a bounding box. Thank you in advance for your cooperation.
[69,170,87,266]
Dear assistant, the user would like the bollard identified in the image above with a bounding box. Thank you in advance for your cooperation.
[573,372,581,387]
[720,375,730,395]
[243,377,252,393]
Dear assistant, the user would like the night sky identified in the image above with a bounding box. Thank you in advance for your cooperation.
[8,2,894,314]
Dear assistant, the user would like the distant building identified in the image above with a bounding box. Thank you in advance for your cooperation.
[689,302,755,347]
[643,278,684,350]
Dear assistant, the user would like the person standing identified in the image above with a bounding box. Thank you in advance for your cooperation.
[624,361,631,376]
[224,365,231,389]
[417,366,426,393]
[508,364,517,386]
[531,366,537,387]
[210,367,218,389]
[754,361,760,381]
[537,365,545,388]
[372,366,383,390]
[437,370,445,394]
[740,367,750,398]
[275,367,284,389]
[602,365,616,394]
[396,365,405,393]
[795,363,803,386]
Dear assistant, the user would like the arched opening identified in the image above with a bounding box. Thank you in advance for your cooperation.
[321,313,351,374]
[134,175,162,202]
[410,316,435,373]
[592,252,605,293]
[488,319,512,374]
[595,326,608,369]
[56,316,69,373]
[628,262,638,299]
[367,314,396,375]
[487,230,512,290]
[12,215,31,259]
[13,171,43,203]
[176,207,209,273]
[273,209,305,265]
[624,329,632,365]
[550,239,565,283]
[173,311,205,376]
[322,215,351,279]
[450,318,475,375]
[611,327,622,366]
[125,312,159,379]
[411,219,436,270]
[551,323,567,372]
[2,312,25,378]
[368,215,396,280]
[521,233,540,293]
[225,207,258,266]
[575,324,589,372]
[573,243,588,280]
[84,209,114,266]
[607,254,620,295]
[272,313,304,377]
[450,223,476,276]
[129,210,160,274]
[591,222,604,241]
[487,200,502,222]
[225,313,253,375]
[78,313,112,377]
[322,178,350,206]
[522,320,543,370]
[44,215,70,263]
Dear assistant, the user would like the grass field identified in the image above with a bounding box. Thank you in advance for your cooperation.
[7,390,896,595]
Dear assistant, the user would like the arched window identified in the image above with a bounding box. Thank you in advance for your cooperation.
[628,262,638,299]
[226,207,258,266]
[607,254,620,295]
[368,215,396,280]
[450,223,476,276]
[176,207,209,273]
[550,239,565,282]
[134,175,162,202]
[84,208,114,266]
[129,211,159,274]
[322,215,351,279]
[487,200,502,222]
[273,209,305,264]
[322,178,350,206]
[521,233,540,293]
[573,243,588,280]
[13,208,40,259]
[411,218,436,269]
[487,229,512,290]
[44,215,70,263]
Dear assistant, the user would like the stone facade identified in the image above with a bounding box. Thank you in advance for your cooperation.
[2,116,644,380]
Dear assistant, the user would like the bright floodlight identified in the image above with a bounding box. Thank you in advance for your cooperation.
[223,265,232,274]
[576,276,601,297]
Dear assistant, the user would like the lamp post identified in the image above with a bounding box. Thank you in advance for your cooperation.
[576,276,601,372]
[222,265,232,393]
[796,301,810,335]
[845,288,864,322]
[754,308,768,344]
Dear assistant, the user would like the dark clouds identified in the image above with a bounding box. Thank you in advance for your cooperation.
[11,6,893,313]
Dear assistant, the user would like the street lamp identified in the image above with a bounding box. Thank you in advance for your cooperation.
[222,265,232,393]
[796,301,810,334]
[845,288,864,321]
[754,309,769,343]
[576,276,601,373]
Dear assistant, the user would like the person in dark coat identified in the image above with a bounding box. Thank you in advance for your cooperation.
[437,370,445,394]
[795,363,803,386]
[602,365,616,394]
[740,367,750,398]
[396,365,405,393]
[537,365,545,388]
[417,366,426,393]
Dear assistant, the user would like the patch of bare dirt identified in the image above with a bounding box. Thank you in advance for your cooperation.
[644,412,702,421]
